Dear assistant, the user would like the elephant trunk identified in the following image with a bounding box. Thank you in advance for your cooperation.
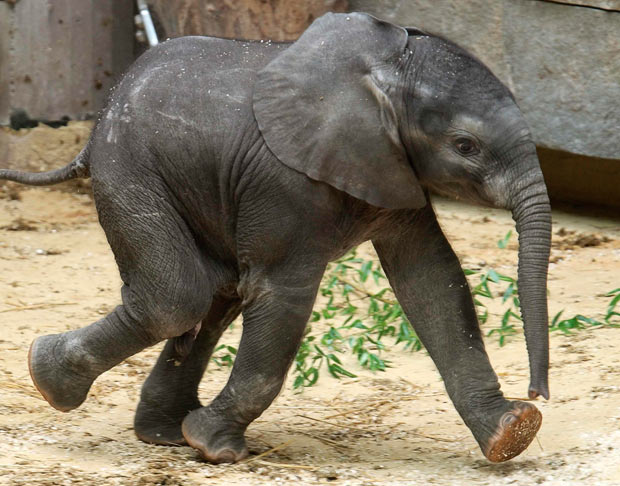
[510,162,552,400]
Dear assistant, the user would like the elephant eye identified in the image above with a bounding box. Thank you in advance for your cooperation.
[454,137,479,157]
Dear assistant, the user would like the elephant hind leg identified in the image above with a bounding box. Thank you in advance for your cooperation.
[28,191,230,412]
[134,293,242,446]
[27,300,189,413]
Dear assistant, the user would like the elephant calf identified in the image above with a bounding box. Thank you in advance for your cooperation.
[1,13,551,463]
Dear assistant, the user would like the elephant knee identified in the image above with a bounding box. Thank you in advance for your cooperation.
[155,303,209,340]
[125,290,210,341]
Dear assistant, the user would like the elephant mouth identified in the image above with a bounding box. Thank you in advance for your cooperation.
[427,180,494,208]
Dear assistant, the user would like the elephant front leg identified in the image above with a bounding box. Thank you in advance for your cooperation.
[181,267,324,463]
[373,208,541,462]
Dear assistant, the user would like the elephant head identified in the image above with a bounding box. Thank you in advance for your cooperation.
[253,13,551,400]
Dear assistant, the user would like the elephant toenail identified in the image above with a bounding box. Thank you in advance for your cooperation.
[216,450,236,463]
[502,413,518,427]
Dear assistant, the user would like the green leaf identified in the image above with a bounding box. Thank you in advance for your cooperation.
[225,345,237,355]
[502,283,515,303]
[293,375,304,389]
[328,353,342,364]
[499,274,516,283]
[497,230,512,249]
[345,319,367,330]
[359,261,373,282]
[297,242,614,388]
[487,269,500,284]
[328,363,357,378]
[304,368,319,386]
[606,292,620,323]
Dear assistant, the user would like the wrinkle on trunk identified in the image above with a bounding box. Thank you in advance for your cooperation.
[510,169,552,400]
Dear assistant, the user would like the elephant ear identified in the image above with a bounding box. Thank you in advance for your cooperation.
[253,12,426,209]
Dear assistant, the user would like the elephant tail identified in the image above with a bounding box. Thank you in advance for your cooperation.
[0,146,90,186]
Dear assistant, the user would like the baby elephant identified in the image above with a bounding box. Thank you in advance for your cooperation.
[1,13,551,463]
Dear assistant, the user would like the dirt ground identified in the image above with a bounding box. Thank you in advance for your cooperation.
[0,176,619,484]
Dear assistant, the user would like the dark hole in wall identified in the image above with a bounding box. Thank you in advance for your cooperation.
[537,146,620,212]
[10,109,70,130]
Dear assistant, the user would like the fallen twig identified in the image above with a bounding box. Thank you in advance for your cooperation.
[409,431,459,443]
[333,276,397,305]
[297,414,371,433]
[243,440,295,463]
[296,430,350,450]
[0,302,76,313]
[250,459,315,470]
[323,399,393,420]
[2,381,45,400]
[536,435,544,451]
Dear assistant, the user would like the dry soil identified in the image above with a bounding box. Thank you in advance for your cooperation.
[0,182,619,485]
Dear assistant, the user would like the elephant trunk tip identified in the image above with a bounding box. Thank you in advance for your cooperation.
[528,382,550,401]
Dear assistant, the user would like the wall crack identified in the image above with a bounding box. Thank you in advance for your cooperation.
[526,0,620,13]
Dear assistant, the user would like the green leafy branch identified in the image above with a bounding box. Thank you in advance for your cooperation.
[211,232,619,389]
[548,288,620,335]
[292,248,421,389]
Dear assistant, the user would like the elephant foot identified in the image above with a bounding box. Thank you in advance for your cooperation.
[28,334,94,412]
[135,421,187,446]
[181,407,249,463]
[134,398,202,446]
[483,401,542,463]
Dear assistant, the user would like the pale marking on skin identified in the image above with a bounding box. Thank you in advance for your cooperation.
[361,74,402,149]
[484,173,509,209]
[104,102,131,142]
[65,333,100,370]
[106,127,117,144]
[415,83,436,100]
[451,113,486,133]
[131,66,164,94]
[229,375,283,404]
[120,103,132,123]
[155,110,200,129]
[453,104,529,138]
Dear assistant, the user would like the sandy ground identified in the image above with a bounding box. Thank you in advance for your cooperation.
[0,184,619,486]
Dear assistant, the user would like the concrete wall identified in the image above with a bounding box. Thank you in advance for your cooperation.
[149,0,347,41]
[2,0,618,208]
[0,0,135,126]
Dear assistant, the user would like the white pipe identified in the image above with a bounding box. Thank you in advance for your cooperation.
[137,0,159,46]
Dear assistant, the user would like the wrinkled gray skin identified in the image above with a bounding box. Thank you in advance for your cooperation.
[1,13,551,464]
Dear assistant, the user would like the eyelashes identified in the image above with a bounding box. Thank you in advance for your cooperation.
[454,137,480,157]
